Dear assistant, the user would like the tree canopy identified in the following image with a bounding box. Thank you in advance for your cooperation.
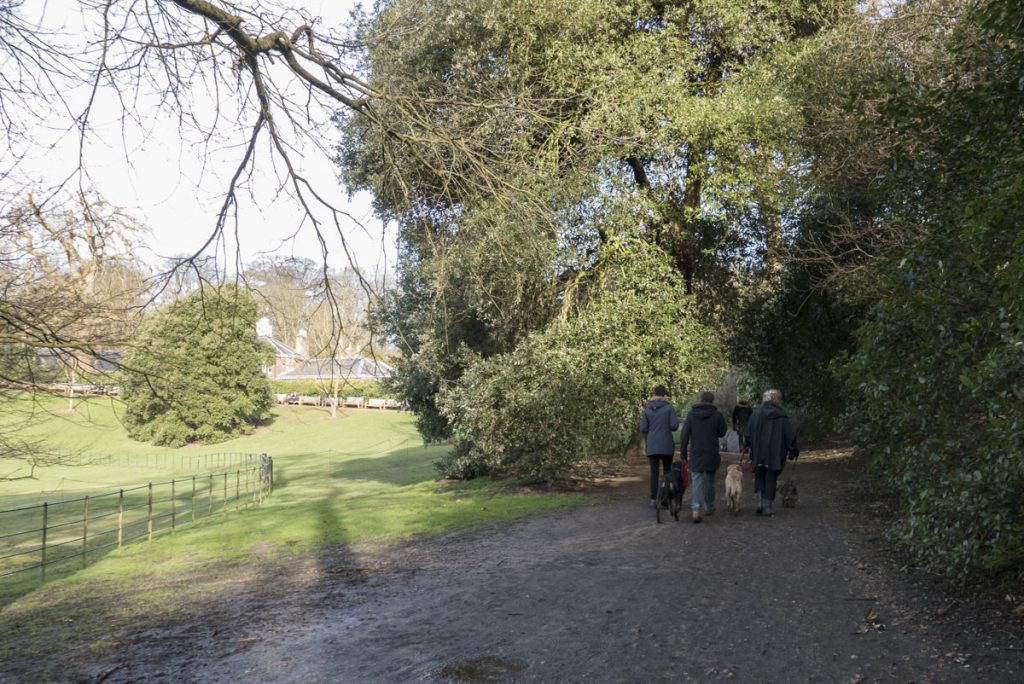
[121,285,273,446]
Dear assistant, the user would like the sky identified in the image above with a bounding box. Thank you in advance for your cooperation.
[9,0,393,278]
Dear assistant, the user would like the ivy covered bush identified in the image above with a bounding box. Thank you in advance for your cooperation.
[438,241,724,483]
[122,285,274,446]
[842,183,1024,578]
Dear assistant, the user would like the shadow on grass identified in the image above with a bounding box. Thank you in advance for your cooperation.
[272,464,290,491]
[331,445,444,487]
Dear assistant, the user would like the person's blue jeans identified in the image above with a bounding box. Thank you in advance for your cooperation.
[691,469,717,511]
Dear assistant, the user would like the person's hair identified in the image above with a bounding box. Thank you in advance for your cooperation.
[699,391,715,403]
[763,388,782,404]
[653,385,667,397]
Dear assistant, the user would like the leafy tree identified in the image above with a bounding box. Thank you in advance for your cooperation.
[348,0,848,441]
[438,240,725,482]
[747,0,1024,576]
[837,0,1024,575]
[0,191,147,477]
[122,285,273,446]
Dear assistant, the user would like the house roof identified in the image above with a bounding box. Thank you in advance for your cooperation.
[276,356,394,381]
[260,331,393,381]
[259,335,303,358]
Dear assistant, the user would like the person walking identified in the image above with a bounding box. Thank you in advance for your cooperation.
[744,388,799,517]
[639,385,680,509]
[732,396,752,436]
[679,391,727,523]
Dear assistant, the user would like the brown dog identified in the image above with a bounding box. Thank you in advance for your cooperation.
[780,479,799,508]
[725,463,743,514]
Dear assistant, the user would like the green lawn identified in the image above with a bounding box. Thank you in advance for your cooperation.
[0,397,586,610]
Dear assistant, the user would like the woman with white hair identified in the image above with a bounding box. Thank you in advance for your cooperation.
[743,389,799,516]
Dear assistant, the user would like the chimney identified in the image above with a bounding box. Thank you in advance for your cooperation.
[256,317,273,338]
[295,329,308,357]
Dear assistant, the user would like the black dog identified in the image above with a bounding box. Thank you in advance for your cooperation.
[656,460,687,523]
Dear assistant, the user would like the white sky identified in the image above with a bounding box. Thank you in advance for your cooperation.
[8,0,394,278]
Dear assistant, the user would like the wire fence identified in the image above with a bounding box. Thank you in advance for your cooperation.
[36,451,264,471]
[0,454,273,582]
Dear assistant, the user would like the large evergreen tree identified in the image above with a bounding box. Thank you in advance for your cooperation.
[341,0,848,455]
[122,285,273,447]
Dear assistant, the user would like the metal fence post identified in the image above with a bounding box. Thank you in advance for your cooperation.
[147,482,153,542]
[171,479,176,531]
[118,489,124,547]
[82,496,89,567]
[191,475,197,523]
[235,470,240,511]
[223,472,227,511]
[41,502,48,581]
[208,474,214,516]
[260,454,273,498]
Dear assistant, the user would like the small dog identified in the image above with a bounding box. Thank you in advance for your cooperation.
[780,479,799,508]
[656,460,687,523]
[725,463,743,514]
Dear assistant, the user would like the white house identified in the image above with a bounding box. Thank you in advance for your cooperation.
[256,318,393,382]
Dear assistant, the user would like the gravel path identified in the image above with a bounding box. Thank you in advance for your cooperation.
[10,448,1024,683]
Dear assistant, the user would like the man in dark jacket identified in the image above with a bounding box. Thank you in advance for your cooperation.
[732,397,752,436]
[679,391,727,523]
[744,388,799,517]
[639,385,680,508]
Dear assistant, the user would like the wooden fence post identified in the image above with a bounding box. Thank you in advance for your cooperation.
[147,482,153,542]
[82,496,89,568]
[171,479,176,531]
[118,489,124,547]
[191,476,197,523]
[41,502,48,581]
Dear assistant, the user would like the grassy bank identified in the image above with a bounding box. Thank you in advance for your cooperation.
[0,396,585,670]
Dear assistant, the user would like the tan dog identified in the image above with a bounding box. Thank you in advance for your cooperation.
[725,463,743,514]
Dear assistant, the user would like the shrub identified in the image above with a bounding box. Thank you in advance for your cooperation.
[439,240,725,482]
[267,379,388,398]
[122,285,274,446]
[841,181,1024,577]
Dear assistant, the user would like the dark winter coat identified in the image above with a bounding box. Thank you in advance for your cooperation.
[679,402,727,473]
[732,402,752,434]
[745,403,799,472]
[639,398,680,457]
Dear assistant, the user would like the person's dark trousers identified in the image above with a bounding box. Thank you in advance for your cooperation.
[649,454,672,499]
[754,467,781,501]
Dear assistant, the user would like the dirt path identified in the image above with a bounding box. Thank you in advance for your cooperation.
[9,449,1024,682]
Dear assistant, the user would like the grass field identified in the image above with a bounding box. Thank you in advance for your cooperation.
[0,396,586,610]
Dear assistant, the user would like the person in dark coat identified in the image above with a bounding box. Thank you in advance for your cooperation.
[732,397,752,436]
[639,385,680,508]
[744,388,799,517]
[679,391,727,523]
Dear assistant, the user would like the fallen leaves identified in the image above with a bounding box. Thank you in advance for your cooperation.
[854,608,886,634]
